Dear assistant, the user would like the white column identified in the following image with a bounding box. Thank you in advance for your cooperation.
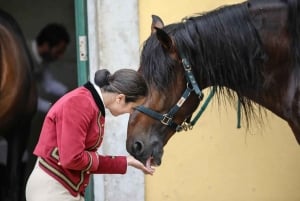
[87,0,145,201]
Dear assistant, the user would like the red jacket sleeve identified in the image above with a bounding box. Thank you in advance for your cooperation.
[92,155,127,174]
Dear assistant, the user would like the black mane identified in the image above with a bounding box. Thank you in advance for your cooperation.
[139,0,300,125]
[179,2,268,123]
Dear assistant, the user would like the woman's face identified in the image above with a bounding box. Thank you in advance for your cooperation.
[108,94,145,116]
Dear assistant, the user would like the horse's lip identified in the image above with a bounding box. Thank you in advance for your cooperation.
[146,152,161,167]
[138,143,163,166]
[152,155,161,166]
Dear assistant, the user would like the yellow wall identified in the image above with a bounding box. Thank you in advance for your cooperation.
[139,1,300,201]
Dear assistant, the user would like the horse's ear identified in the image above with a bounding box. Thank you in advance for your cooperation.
[151,15,174,52]
[151,15,164,34]
[155,27,174,52]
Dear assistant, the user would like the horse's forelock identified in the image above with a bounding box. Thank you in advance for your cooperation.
[140,33,178,93]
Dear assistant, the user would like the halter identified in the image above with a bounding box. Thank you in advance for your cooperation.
[135,56,216,132]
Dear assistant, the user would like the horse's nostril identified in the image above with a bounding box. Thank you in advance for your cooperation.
[132,140,144,155]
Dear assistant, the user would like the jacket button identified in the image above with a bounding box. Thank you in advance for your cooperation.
[87,171,90,174]
[57,162,61,166]
[84,183,88,187]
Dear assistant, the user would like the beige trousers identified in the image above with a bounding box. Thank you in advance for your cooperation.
[26,161,85,201]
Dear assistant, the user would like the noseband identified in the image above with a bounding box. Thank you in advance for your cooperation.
[135,56,216,132]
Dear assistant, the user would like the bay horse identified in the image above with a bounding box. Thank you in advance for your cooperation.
[126,0,300,167]
[0,9,37,201]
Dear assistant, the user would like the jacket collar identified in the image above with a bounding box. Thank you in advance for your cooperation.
[84,82,105,117]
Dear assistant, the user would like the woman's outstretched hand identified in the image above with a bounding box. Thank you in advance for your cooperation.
[127,155,155,175]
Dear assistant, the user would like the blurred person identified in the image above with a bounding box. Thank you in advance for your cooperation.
[30,23,71,112]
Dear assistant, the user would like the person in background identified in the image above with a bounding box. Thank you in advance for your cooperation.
[30,23,71,112]
[25,68,155,201]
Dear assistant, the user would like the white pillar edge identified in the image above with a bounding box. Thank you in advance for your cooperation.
[87,0,105,200]
[87,0,145,201]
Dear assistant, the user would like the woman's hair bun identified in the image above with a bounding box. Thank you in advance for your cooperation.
[94,69,111,87]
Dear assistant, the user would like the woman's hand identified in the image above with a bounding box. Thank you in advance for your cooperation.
[127,155,155,175]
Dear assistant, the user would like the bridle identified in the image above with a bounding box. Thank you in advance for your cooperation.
[135,55,216,132]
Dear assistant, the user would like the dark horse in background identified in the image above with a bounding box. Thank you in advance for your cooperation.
[0,9,37,201]
[126,0,300,167]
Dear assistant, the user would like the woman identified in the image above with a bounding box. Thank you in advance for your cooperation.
[26,69,154,201]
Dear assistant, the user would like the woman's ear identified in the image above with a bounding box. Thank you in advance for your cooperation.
[116,94,126,104]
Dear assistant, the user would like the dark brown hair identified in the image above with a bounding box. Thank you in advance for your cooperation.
[94,69,148,102]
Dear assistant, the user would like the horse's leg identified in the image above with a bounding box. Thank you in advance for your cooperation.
[6,122,30,201]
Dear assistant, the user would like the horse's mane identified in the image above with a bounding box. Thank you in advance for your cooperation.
[288,0,300,65]
[178,2,268,124]
[139,0,299,125]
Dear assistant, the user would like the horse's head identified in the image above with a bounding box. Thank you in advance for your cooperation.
[126,15,202,167]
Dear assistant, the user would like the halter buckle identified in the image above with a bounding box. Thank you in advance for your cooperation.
[161,114,172,125]
[182,58,191,70]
